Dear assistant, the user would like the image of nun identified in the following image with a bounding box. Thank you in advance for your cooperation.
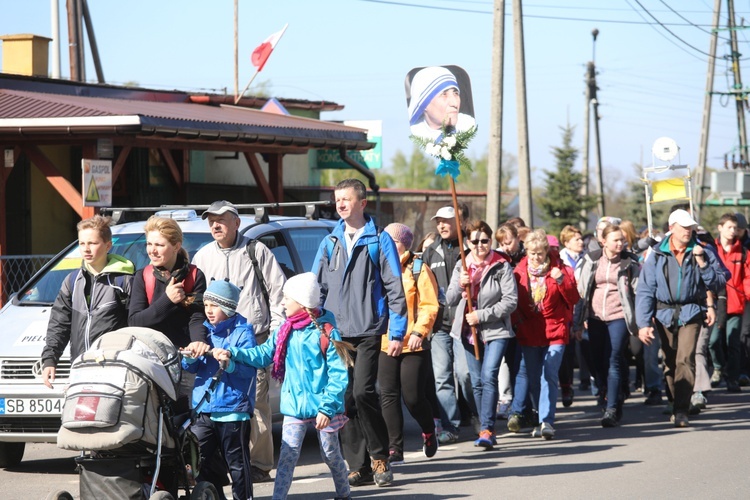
[408,66,476,142]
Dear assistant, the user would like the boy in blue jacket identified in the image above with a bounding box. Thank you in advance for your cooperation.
[182,279,257,500]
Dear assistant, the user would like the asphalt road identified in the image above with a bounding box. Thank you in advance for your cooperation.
[4,386,750,499]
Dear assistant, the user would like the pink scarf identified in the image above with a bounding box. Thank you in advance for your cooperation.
[271,309,316,382]
[466,251,504,301]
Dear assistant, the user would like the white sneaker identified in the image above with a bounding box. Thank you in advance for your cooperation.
[531,426,542,438]
[541,422,555,440]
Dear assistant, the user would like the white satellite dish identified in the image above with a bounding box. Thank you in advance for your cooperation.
[652,137,679,162]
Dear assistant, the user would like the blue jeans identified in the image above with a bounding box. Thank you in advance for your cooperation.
[464,337,509,432]
[431,330,473,432]
[588,318,628,410]
[643,328,663,392]
[511,344,565,425]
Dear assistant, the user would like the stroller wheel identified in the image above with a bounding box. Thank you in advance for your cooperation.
[190,481,220,500]
[45,491,74,500]
[150,491,175,500]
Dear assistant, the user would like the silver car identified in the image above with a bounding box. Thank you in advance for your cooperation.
[0,206,334,467]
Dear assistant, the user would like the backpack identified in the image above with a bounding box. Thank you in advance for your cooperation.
[324,227,382,271]
[142,264,198,304]
[319,322,335,355]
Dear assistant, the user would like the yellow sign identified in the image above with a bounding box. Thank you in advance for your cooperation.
[82,159,112,207]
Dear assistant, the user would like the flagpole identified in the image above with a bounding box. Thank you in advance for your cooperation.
[450,177,480,360]
[234,23,289,105]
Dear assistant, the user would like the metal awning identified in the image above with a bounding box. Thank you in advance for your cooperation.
[0,88,372,150]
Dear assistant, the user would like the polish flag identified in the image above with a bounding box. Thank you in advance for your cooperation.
[251,24,288,72]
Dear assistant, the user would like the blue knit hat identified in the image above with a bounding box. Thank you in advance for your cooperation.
[204,279,241,317]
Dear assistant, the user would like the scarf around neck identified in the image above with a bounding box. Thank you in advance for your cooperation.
[527,258,550,306]
[272,308,317,382]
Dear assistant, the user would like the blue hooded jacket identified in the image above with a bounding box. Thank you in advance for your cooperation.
[229,309,348,419]
[312,215,407,340]
[636,235,727,330]
[182,313,257,414]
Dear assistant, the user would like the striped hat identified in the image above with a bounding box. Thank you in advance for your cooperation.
[408,66,459,125]
[204,279,241,317]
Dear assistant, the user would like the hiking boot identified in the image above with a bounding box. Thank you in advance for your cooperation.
[671,412,689,428]
[250,466,272,483]
[474,429,494,450]
[541,422,555,440]
[562,387,574,407]
[727,379,742,393]
[710,370,722,387]
[388,449,404,465]
[644,389,662,405]
[507,413,523,433]
[348,468,373,487]
[437,429,459,444]
[423,432,438,458]
[372,459,393,487]
[601,409,618,428]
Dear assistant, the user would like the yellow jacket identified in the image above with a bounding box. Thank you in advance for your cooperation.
[382,251,440,353]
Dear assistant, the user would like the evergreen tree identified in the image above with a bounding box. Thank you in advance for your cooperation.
[538,125,596,236]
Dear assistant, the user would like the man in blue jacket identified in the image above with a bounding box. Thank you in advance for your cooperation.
[313,179,407,488]
[636,209,726,428]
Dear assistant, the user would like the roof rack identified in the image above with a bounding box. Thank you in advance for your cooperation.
[101,201,333,225]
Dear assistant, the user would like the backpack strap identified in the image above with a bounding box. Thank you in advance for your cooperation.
[411,254,423,283]
[326,229,381,270]
[320,322,334,355]
[183,264,198,295]
[68,269,81,294]
[246,239,270,311]
[143,264,155,304]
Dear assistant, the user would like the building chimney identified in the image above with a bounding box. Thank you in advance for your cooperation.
[0,34,52,77]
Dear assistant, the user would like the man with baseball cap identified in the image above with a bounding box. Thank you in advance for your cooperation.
[193,200,287,483]
[421,205,475,443]
[636,209,726,427]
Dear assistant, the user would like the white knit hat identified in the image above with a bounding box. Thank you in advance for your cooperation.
[408,66,459,125]
[283,272,321,309]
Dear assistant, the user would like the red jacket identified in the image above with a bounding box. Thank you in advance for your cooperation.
[715,238,750,315]
[512,251,580,347]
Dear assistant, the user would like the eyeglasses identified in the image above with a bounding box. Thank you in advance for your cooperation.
[470,238,490,245]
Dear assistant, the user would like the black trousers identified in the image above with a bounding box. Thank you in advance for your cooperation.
[378,350,435,454]
[192,413,253,500]
[340,335,390,472]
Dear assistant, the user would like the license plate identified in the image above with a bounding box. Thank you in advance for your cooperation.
[0,397,62,415]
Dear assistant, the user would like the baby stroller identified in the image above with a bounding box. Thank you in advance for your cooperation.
[52,327,220,500]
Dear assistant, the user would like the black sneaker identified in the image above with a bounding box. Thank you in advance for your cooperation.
[601,409,618,427]
[422,432,438,458]
[727,379,742,393]
[644,389,662,406]
[250,466,272,483]
[562,387,574,407]
[388,449,404,465]
[348,468,374,487]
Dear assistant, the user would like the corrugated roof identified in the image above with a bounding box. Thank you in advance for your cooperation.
[0,88,370,149]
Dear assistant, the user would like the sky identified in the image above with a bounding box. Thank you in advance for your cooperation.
[1,0,748,193]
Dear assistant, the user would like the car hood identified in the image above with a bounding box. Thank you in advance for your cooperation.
[0,304,68,358]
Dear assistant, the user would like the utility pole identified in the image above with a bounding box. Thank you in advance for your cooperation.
[695,0,721,217]
[580,59,593,231]
[486,0,505,231]
[728,0,748,165]
[66,0,81,81]
[586,29,605,217]
[512,0,533,225]
[81,0,104,83]
[234,0,239,100]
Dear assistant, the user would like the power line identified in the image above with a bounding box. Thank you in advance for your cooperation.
[357,0,729,26]
[631,0,718,58]
[659,0,731,41]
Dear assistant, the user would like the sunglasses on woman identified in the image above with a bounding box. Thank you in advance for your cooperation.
[470,238,490,245]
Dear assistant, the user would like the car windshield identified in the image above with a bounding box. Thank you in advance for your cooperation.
[17,232,213,304]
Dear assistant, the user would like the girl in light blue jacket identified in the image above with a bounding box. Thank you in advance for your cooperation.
[215,272,353,500]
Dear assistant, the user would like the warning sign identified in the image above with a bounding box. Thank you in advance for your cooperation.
[82,159,112,207]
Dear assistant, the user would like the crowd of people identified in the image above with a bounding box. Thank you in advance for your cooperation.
[41,177,749,499]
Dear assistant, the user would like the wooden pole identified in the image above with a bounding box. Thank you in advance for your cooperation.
[449,177,480,360]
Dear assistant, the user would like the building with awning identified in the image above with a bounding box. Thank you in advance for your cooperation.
[0,71,375,258]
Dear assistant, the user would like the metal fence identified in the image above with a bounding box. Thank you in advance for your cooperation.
[0,255,55,305]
